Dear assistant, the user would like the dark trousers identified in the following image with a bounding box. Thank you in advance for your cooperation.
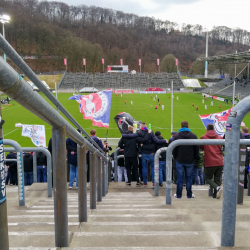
[125,157,139,183]
[205,166,223,190]
[9,168,18,185]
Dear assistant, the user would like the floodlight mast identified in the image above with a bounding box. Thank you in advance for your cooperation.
[205,28,208,78]
[0,15,10,62]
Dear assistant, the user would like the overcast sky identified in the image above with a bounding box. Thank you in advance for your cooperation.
[46,0,250,31]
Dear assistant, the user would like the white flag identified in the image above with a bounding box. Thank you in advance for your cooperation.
[21,125,46,147]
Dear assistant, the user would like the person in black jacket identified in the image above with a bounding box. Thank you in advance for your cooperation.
[122,122,167,187]
[6,152,18,185]
[66,137,78,189]
[242,127,250,189]
[37,150,47,182]
[23,152,34,186]
[118,126,141,186]
[173,121,199,199]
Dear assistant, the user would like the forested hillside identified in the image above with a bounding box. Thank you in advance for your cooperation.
[1,0,250,74]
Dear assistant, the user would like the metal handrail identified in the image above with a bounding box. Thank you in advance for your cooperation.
[4,146,52,198]
[0,34,104,155]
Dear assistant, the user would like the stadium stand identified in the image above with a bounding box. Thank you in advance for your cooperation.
[202,78,250,99]
[58,72,184,91]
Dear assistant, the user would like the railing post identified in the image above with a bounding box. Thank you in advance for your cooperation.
[97,157,102,202]
[102,160,105,197]
[77,144,87,222]
[105,159,109,194]
[52,126,68,247]
[0,137,9,250]
[248,147,250,196]
[90,152,97,209]
[237,144,245,204]
[114,147,120,181]
[33,152,37,183]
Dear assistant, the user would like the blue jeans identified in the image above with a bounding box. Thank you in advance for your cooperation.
[176,161,194,198]
[37,165,47,182]
[141,153,155,184]
[159,161,166,184]
[195,168,204,185]
[24,172,33,186]
[69,164,78,188]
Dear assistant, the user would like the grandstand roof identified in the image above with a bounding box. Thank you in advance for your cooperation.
[197,50,250,65]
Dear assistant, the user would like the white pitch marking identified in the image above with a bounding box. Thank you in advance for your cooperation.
[4,129,18,136]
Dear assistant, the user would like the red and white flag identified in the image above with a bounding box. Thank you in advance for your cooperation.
[83,58,86,66]
[157,59,160,66]
[175,58,178,66]
[64,58,67,66]
[120,59,123,65]
[138,59,141,66]
[102,58,104,64]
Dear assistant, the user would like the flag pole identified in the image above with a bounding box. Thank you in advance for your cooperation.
[106,129,108,141]
[171,80,173,132]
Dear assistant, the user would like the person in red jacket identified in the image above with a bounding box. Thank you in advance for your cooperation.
[200,123,223,199]
[155,105,158,111]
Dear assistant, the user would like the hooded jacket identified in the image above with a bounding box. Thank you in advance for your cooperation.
[23,153,33,172]
[200,130,223,167]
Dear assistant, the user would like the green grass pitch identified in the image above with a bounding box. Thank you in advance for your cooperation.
[2,92,248,148]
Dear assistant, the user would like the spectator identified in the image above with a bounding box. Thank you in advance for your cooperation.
[118,126,140,186]
[200,124,223,199]
[37,149,47,183]
[153,131,168,186]
[173,121,199,199]
[169,131,177,144]
[103,140,112,154]
[23,152,34,186]
[117,148,128,183]
[90,129,104,151]
[242,126,250,188]
[66,137,78,189]
[6,152,17,186]
[194,151,204,185]
[122,122,167,187]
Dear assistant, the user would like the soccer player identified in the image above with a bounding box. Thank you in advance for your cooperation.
[116,93,118,97]
[177,96,179,100]
[159,102,161,106]
[205,105,207,110]
[131,100,133,105]
[211,101,213,106]
[153,97,156,101]
[162,104,164,111]
[151,95,153,98]
[219,104,221,110]
[156,95,157,98]
[195,105,198,112]
[155,105,158,111]
[124,100,126,105]
[202,99,204,104]
[169,96,170,99]
[192,102,194,108]
[205,97,207,101]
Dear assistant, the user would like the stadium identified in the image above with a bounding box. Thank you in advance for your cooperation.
[2,1,250,250]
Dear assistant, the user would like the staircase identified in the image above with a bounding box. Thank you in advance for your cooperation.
[6,183,250,249]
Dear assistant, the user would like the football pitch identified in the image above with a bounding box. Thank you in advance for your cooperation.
[2,92,249,147]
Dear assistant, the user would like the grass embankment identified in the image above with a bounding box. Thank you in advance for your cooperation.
[24,74,63,89]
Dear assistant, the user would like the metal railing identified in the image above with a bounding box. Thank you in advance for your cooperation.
[0,34,105,155]
[0,49,110,248]
[4,146,52,198]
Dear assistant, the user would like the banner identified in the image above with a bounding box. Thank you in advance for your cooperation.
[21,125,46,147]
[175,58,178,66]
[120,59,123,65]
[199,109,240,136]
[0,138,6,205]
[83,58,86,66]
[102,58,104,64]
[157,59,160,66]
[64,58,67,65]
[138,59,141,66]
[69,89,112,129]
[202,93,225,102]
